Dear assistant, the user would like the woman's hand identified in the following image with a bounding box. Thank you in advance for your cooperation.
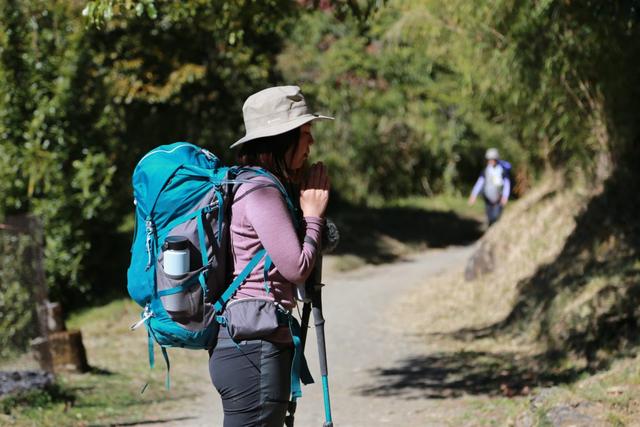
[300,162,330,218]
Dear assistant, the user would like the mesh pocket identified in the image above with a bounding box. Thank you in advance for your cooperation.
[157,267,203,316]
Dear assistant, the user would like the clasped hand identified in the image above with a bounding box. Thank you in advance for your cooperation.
[300,162,330,218]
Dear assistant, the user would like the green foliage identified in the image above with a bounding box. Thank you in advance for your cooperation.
[0,0,126,305]
[1,0,638,347]
[279,0,640,202]
[0,0,298,314]
[82,0,157,26]
[278,4,525,202]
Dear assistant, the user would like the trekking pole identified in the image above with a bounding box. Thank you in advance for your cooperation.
[310,266,333,427]
[310,219,339,427]
[285,219,339,427]
[286,259,329,427]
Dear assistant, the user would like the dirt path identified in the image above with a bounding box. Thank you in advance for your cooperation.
[293,245,475,427]
[142,245,476,427]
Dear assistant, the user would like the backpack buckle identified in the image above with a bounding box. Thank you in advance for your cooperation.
[201,148,214,160]
[130,305,154,330]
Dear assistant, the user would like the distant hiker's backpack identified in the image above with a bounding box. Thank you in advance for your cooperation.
[126,142,293,377]
[498,159,512,180]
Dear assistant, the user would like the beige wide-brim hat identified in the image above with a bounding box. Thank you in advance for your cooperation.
[230,85,333,148]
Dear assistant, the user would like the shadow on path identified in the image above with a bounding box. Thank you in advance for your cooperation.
[360,351,584,399]
[331,201,483,264]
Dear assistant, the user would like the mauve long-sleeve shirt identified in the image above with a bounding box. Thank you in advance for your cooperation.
[229,170,324,320]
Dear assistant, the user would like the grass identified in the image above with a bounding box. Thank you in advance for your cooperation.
[383,193,485,220]
[1,299,213,426]
[458,396,527,426]
[516,355,640,425]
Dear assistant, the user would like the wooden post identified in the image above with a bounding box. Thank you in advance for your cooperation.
[7,215,53,372]
[6,214,89,373]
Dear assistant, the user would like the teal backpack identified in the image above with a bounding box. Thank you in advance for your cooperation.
[126,142,295,385]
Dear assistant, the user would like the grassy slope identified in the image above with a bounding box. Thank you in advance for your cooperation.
[393,175,585,336]
[393,173,640,425]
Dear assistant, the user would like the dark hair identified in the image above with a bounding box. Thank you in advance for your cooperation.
[237,127,301,182]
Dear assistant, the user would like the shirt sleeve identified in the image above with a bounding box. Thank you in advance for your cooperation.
[502,177,511,200]
[244,185,323,285]
[470,176,485,198]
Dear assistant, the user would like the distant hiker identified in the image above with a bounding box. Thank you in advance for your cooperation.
[209,85,332,426]
[468,148,512,226]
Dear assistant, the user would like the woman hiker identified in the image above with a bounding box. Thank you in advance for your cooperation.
[209,85,332,426]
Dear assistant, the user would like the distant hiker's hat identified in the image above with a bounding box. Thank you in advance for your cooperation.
[231,85,334,148]
[485,148,500,160]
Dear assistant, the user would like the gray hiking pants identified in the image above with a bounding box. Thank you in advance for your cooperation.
[209,327,293,427]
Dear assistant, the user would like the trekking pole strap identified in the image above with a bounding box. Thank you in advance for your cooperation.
[288,315,314,400]
[299,302,311,352]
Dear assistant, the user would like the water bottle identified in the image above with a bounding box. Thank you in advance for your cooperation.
[163,236,190,277]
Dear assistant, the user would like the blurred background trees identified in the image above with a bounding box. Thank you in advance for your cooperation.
[0,0,638,347]
[0,0,299,309]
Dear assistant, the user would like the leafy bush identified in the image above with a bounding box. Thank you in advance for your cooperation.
[0,0,298,310]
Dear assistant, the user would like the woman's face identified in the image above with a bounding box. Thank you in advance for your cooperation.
[286,123,314,171]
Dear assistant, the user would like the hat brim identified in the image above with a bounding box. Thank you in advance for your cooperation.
[230,113,334,148]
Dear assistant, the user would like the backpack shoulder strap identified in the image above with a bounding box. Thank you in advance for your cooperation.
[498,160,512,178]
[233,182,280,204]
[213,248,267,313]
[230,167,299,227]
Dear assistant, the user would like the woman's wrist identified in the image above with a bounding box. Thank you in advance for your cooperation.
[302,210,325,218]
[303,215,325,224]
